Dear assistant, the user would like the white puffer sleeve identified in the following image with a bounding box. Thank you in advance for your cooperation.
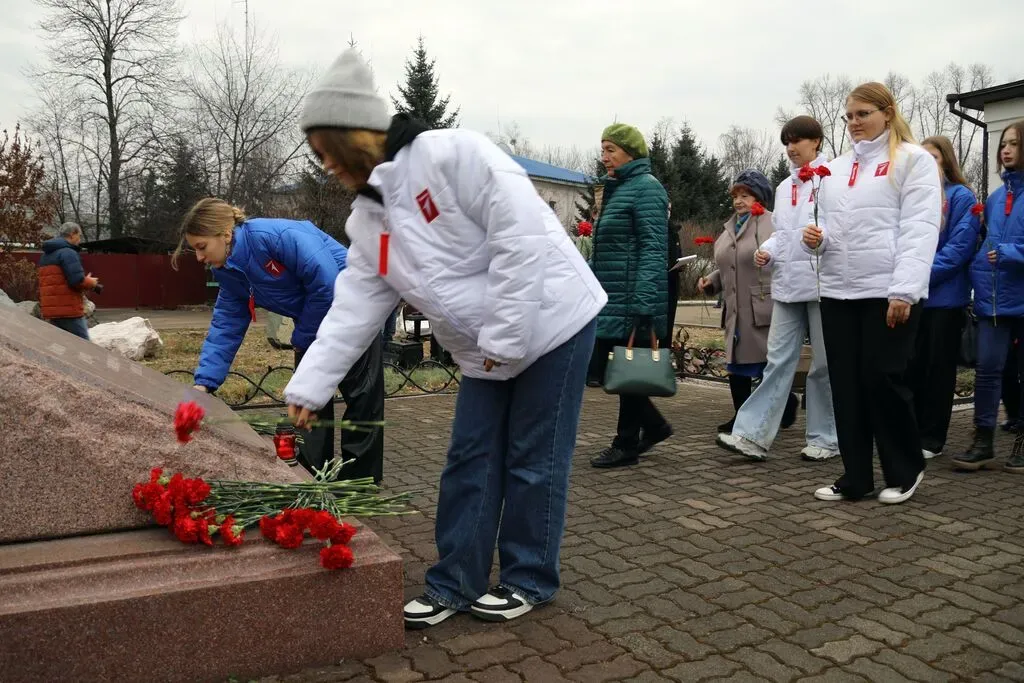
[889,147,942,303]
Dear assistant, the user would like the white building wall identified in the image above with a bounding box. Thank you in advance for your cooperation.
[985,99,1024,196]
[529,178,587,229]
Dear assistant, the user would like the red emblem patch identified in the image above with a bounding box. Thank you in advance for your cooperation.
[416,188,439,223]
[264,258,286,277]
[874,162,890,177]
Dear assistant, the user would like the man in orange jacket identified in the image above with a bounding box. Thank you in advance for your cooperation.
[37,222,99,340]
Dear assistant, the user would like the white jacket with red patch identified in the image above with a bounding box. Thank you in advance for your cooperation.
[284,129,607,411]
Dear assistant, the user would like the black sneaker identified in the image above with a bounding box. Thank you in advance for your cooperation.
[717,417,735,434]
[590,447,638,468]
[470,586,534,622]
[1006,434,1024,473]
[638,424,673,455]
[403,595,457,629]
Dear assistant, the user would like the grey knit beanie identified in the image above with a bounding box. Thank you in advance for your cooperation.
[300,49,391,133]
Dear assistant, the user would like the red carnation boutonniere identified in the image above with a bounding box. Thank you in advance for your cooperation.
[971,202,984,216]
[750,202,766,217]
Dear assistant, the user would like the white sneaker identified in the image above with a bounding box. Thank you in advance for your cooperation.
[802,445,840,461]
[716,433,768,462]
[922,449,942,459]
[814,485,846,501]
[403,595,457,629]
[470,586,534,622]
[878,471,924,505]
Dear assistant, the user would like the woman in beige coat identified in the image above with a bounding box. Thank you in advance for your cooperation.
[699,169,776,433]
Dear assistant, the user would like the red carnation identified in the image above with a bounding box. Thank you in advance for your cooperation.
[152,492,174,526]
[172,515,201,544]
[259,514,280,540]
[319,544,355,570]
[274,523,305,550]
[750,202,766,217]
[694,236,715,246]
[149,468,165,484]
[798,163,815,183]
[815,165,831,178]
[221,516,244,547]
[283,508,316,531]
[577,221,593,237]
[971,203,984,216]
[308,510,341,541]
[173,401,206,444]
[330,522,357,546]
[198,522,215,547]
[184,478,211,506]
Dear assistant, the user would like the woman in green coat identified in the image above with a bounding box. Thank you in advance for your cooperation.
[589,123,673,469]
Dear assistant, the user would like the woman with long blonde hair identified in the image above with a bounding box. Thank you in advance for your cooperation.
[801,82,942,504]
[173,197,386,483]
[906,135,980,460]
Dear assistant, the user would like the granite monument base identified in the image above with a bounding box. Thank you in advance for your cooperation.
[0,522,404,682]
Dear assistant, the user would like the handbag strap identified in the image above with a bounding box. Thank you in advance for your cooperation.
[626,327,659,351]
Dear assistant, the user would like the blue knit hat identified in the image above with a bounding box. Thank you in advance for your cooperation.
[731,169,773,206]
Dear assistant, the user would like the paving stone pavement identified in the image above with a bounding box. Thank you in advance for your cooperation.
[265,382,1024,683]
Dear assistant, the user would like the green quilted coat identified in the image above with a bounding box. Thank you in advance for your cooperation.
[591,158,669,341]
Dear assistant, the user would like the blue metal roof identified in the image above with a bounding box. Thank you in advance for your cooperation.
[509,154,594,186]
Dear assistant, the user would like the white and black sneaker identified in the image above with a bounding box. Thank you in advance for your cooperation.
[470,586,534,622]
[403,595,457,629]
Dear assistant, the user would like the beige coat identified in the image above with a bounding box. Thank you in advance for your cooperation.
[705,212,775,364]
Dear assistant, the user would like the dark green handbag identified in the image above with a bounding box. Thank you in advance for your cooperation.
[603,328,678,397]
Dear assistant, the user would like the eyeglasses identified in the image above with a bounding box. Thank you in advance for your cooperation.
[841,109,880,124]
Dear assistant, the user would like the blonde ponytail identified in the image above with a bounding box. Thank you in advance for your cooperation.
[171,197,246,270]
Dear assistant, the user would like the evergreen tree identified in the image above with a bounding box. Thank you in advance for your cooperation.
[575,157,604,223]
[130,137,208,243]
[391,36,460,129]
[769,155,790,190]
[295,157,355,246]
[666,123,731,224]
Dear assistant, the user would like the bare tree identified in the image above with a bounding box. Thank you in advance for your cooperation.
[533,145,599,173]
[793,74,854,158]
[489,121,535,158]
[184,19,310,210]
[34,0,183,238]
[884,71,917,128]
[718,125,778,179]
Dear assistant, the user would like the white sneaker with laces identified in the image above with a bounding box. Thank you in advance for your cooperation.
[802,445,840,461]
[470,586,534,622]
[814,485,846,501]
[878,471,924,505]
[922,449,941,459]
[403,595,457,629]
[716,433,768,461]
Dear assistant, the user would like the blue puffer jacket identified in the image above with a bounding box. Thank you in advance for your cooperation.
[927,183,980,309]
[194,218,348,390]
[970,171,1024,319]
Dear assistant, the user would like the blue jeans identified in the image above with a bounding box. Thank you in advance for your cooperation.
[733,301,837,450]
[424,319,596,610]
[973,317,1024,428]
[50,316,90,340]
[382,306,399,342]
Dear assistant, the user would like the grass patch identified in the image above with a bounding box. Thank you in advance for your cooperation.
[142,328,460,405]
[676,326,725,351]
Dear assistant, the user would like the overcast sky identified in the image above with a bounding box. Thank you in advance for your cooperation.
[1,0,1021,157]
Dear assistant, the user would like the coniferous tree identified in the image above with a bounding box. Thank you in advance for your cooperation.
[391,36,460,129]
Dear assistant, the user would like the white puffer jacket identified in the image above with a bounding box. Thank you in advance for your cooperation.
[801,131,941,303]
[760,154,829,303]
[284,129,607,411]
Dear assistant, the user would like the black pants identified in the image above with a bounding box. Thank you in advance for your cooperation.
[1003,339,1021,421]
[294,336,385,483]
[907,307,964,453]
[819,298,925,497]
[593,337,670,450]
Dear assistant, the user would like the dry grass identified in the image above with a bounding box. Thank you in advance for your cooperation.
[676,326,725,351]
[142,328,459,404]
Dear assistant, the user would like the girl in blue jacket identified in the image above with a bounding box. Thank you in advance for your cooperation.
[954,120,1024,474]
[172,197,385,482]
[906,136,980,460]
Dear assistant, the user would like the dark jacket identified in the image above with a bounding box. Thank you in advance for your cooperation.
[195,218,348,391]
[37,238,88,319]
[591,158,669,340]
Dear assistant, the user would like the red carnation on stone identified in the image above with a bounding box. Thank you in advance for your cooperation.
[815,165,831,178]
[172,514,201,544]
[319,544,355,570]
[259,514,280,540]
[274,523,305,550]
[152,492,174,526]
[330,522,357,546]
[971,203,984,216]
[308,510,341,541]
[283,508,316,531]
[220,516,244,547]
[184,478,211,506]
[750,202,766,217]
[798,163,815,183]
[173,401,206,444]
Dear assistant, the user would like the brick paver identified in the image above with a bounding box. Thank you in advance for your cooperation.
[261,382,1024,682]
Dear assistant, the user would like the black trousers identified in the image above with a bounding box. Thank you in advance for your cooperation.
[593,337,670,450]
[819,298,925,498]
[1003,338,1021,421]
[907,307,965,453]
[294,336,385,483]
